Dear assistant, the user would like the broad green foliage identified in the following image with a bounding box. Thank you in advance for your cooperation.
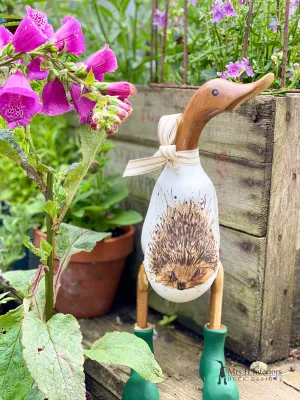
[0,292,15,305]
[56,223,111,261]
[43,200,57,220]
[23,236,52,265]
[85,331,165,383]
[24,385,45,400]
[22,312,86,400]
[0,306,33,400]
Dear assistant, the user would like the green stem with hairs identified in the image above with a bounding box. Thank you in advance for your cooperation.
[45,172,54,321]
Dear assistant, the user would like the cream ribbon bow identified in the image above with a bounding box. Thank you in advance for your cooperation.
[123,113,200,177]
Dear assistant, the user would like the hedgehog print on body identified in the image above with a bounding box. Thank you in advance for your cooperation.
[147,199,219,291]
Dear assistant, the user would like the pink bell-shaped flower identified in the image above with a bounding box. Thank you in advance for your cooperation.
[84,44,117,81]
[0,72,42,128]
[55,16,85,56]
[106,82,136,100]
[0,26,13,48]
[12,6,54,52]
[27,57,49,81]
[70,84,95,120]
[40,79,73,116]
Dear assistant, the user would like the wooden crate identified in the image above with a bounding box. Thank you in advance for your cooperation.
[111,86,300,363]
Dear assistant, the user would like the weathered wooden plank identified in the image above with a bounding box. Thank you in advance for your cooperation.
[291,250,300,341]
[260,97,300,362]
[122,196,265,360]
[81,307,300,400]
[118,86,276,163]
[112,140,270,236]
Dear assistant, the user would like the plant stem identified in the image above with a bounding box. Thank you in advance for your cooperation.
[45,172,54,321]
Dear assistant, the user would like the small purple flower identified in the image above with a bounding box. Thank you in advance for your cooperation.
[189,0,198,4]
[226,61,242,77]
[223,0,237,17]
[153,9,172,29]
[0,26,13,48]
[0,72,42,128]
[12,6,54,53]
[84,44,118,82]
[240,0,247,5]
[55,16,85,56]
[240,58,254,77]
[40,79,73,116]
[217,71,228,79]
[209,1,225,23]
[27,57,49,80]
[269,17,278,32]
[287,69,294,81]
[106,82,137,101]
[70,83,95,121]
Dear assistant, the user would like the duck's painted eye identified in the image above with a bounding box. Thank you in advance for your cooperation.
[195,269,201,275]
[212,89,219,96]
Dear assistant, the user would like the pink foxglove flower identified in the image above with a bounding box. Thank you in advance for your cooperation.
[106,82,137,100]
[83,44,118,81]
[0,26,13,48]
[27,57,49,80]
[40,79,73,116]
[55,16,85,56]
[226,61,242,77]
[223,0,237,17]
[70,84,95,120]
[12,6,54,52]
[209,1,225,23]
[0,72,42,128]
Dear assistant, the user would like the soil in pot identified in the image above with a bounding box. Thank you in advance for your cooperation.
[34,225,135,319]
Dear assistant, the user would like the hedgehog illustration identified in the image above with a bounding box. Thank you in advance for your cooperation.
[147,199,219,290]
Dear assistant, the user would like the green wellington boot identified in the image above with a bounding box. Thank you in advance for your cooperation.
[200,325,239,400]
[122,325,160,400]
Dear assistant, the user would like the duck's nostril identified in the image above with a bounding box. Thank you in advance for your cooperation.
[177,282,186,290]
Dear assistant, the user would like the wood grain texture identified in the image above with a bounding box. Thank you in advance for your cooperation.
[121,196,266,360]
[118,86,276,163]
[260,96,300,362]
[81,306,300,400]
[111,140,271,236]
[291,250,300,341]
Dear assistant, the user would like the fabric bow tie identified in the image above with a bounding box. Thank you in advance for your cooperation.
[123,113,200,177]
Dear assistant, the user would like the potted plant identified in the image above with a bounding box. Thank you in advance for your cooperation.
[0,6,164,400]
[34,140,143,318]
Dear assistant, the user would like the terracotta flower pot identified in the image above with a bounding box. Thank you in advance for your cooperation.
[34,225,135,318]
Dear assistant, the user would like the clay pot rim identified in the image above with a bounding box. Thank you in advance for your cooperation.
[33,224,135,243]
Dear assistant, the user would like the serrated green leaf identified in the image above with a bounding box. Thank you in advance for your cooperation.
[22,312,86,400]
[85,68,95,85]
[56,223,110,262]
[84,332,165,383]
[83,92,98,101]
[43,200,57,219]
[101,183,128,209]
[3,269,37,297]
[107,210,143,226]
[24,385,45,400]
[0,130,22,164]
[23,236,52,265]
[0,306,33,400]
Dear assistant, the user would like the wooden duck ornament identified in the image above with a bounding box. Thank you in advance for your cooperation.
[122,73,274,400]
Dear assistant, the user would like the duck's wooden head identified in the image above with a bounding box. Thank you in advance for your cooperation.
[174,73,274,151]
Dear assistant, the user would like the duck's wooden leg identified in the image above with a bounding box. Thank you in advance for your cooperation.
[200,263,239,399]
[209,263,224,330]
[136,264,150,329]
[122,264,159,400]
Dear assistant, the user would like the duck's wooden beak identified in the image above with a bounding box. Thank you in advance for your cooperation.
[225,73,274,110]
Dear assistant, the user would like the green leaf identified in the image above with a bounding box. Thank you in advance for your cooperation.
[54,223,111,295]
[23,236,52,265]
[24,385,45,400]
[107,210,143,226]
[43,200,57,220]
[0,292,15,305]
[85,68,95,85]
[83,92,99,101]
[3,269,37,298]
[158,315,178,326]
[0,306,33,400]
[85,332,165,383]
[56,223,111,262]
[22,312,86,400]
[101,182,128,209]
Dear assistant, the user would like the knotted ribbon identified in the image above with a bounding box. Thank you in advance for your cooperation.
[123,113,200,177]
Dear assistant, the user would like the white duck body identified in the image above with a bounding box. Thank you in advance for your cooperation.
[141,161,220,303]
